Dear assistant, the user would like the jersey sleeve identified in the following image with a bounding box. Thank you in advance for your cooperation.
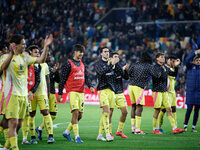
[0,54,8,68]
[24,53,37,65]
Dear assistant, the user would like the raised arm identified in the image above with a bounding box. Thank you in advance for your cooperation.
[36,34,53,63]
[0,43,15,71]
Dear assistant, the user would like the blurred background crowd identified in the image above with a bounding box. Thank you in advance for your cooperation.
[1,0,200,96]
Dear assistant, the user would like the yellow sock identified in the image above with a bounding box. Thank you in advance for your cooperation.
[102,113,109,135]
[0,126,3,136]
[131,118,135,129]
[153,117,157,130]
[67,122,73,132]
[98,116,104,135]
[172,112,177,127]
[158,111,164,128]
[167,115,176,128]
[44,122,49,136]
[44,114,53,135]
[10,137,18,150]
[4,129,10,149]
[109,123,112,134]
[136,116,141,130]
[72,124,79,136]
[51,115,56,121]
[22,115,29,138]
[117,121,125,132]
[40,118,45,129]
[29,116,35,136]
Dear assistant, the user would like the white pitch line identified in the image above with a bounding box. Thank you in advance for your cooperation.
[53,121,99,128]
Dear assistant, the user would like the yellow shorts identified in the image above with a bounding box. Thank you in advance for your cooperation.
[168,92,176,107]
[153,92,170,109]
[98,88,115,109]
[49,93,58,113]
[31,95,49,111]
[68,92,84,112]
[5,95,28,119]
[115,93,127,108]
[129,85,145,105]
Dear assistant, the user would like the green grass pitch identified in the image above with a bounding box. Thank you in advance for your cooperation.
[0,104,200,150]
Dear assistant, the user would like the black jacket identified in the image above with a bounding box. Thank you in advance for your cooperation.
[113,63,129,94]
[95,59,115,91]
[152,63,178,92]
[129,62,161,89]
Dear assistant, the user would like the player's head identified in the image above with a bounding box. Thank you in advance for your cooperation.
[27,45,40,57]
[0,43,8,57]
[110,52,119,63]
[155,52,165,65]
[140,51,152,64]
[193,54,200,65]
[73,44,85,60]
[9,34,26,53]
[99,47,110,60]
[166,55,177,67]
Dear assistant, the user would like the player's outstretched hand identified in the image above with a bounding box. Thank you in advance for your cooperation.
[195,49,200,54]
[174,58,181,66]
[44,34,53,47]
[90,87,95,93]
[123,64,130,70]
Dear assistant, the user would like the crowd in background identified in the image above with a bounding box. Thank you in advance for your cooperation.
[1,0,200,95]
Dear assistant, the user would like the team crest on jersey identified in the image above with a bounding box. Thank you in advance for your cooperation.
[12,59,16,62]
[19,64,23,70]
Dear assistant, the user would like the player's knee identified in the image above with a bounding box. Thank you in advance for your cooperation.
[30,111,36,117]
[132,104,136,109]
[9,119,18,128]
[122,109,128,117]
[41,109,49,116]
[166,107,172,112]
[78,113,83,121]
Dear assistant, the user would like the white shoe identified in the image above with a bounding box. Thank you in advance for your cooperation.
[191,128,197,133]
[106,134,113,142]
[96,135,106,141]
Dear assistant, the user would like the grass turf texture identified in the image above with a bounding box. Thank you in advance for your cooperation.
[0,104,200,150]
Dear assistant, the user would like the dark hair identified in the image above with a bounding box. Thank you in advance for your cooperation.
[166,54,177,60]
[73,44,85,53]
[110,52,119,57]
[140,51,152,64]
[155,52,165,59]
[9,34,24,44]
[27,45,39,55]
[193,54,200,61]
[99,46,109,54]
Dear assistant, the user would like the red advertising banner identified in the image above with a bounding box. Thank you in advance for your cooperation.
[56,88,186,109]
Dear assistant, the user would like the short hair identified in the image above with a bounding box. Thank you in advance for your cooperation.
[9,34,24,44]
[99,46,109,54]
[73,44,85,53]
[110,52,119,57]
[167,54,177,60]
[140,51,152,64]
[27,45,39,55]
[193,54,200,61]
[155,52,165,59]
